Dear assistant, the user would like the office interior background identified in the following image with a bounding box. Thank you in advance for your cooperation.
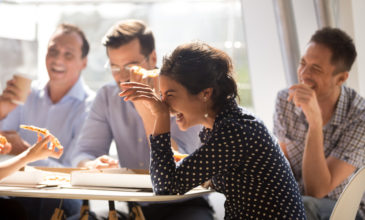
[1,1,364,218]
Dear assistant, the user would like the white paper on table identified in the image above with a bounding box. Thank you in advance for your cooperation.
[0,166,72,186]
[71,167,152,189]
[0,170,43,185]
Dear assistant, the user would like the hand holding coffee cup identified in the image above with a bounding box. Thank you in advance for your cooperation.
[5,74,32,105]
[0,74,31,119]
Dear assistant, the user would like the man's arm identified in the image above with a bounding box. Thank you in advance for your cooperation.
[1,103,30,156]
[289,84,356,198]
[0,79,29,154]
[0,79,23,120]
[303,121,356,197]
[72,89,115,168]
[279,142,289,159]
[0,97,17,120]
[0,131,30,155]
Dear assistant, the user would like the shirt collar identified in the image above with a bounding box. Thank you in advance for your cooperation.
[40,77,88,102]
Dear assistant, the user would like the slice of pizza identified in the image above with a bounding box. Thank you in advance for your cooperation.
[0,135,8,146]
[20,125,63,150]
[129,65,159,79]
[173,153,188,162]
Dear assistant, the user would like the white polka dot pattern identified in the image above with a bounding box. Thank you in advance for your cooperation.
[150,99,306,219]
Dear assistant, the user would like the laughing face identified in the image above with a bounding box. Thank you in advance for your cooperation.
[159,75,207,131]
[297,42,346,100]
[45,30,87,89]
[107,38,156,85]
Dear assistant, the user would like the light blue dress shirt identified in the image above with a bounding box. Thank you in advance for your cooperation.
[0,77,95,167]
[72,82,202,169]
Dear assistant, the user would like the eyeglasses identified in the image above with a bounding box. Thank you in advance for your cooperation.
[104,57,148,78]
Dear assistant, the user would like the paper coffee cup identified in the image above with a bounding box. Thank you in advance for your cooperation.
[11,74,32,105]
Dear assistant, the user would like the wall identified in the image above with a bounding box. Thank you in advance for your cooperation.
[351,0,365,97]
[240,0,286,130]
[241,0,365,131]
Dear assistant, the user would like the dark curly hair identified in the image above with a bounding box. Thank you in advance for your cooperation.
[160,42,238,112]
[310,27,357,74]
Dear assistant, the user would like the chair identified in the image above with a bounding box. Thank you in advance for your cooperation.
[330,166,365,220]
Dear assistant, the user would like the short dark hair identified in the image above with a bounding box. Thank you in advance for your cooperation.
[310,27,357,74]
[55,23,90,58]
[102,20,155,57]
[160,42,238,112]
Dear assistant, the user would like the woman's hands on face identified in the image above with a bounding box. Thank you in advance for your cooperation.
[119,82,169,117]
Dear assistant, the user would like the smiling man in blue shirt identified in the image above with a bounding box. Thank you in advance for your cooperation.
[0,23,95,219]
[0,24,94,168]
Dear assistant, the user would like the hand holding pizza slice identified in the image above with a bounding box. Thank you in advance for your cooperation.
[0,135,7,146]
[20,125,63,151]
[0,135,11,154]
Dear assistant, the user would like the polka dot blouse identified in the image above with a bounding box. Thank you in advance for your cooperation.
[150,99,306,219]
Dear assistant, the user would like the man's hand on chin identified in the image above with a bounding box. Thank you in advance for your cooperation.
[288,84,322,126]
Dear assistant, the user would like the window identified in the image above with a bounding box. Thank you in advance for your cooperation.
[0,0,252,108]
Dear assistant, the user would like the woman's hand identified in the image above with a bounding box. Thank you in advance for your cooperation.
[0,142,12,155]
[119,82,169,117]
[119,82,171,135]
[25,135,63,163]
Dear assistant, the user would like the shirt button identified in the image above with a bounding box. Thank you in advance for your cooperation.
[139,162,144,167]
[138,138,143,143]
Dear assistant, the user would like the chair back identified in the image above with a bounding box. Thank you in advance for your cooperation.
[330,166,365,220]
